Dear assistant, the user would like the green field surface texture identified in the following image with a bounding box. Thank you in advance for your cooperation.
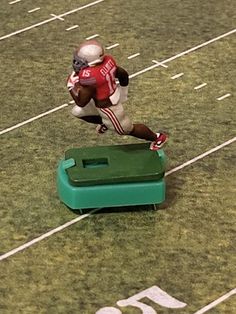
[0,0,236,313]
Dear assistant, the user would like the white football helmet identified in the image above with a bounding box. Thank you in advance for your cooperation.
[75,40,104,66]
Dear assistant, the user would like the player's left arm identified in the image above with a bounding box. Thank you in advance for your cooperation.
[116,66,129,86]
[115,66,129,102]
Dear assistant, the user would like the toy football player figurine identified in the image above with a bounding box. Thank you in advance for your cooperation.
[67,40,167,150]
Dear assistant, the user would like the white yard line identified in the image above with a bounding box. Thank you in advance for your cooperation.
[0,104,68,135]
[193,288,236,314]
[50,14,64,21]
[0,208,101,261]
[129,62,161,79]
[127,53,140,59]
[217,93,231,101]
[1,29,235,136]
[9,0,21,4]
[163,28,236,64]
[0,16,59,41]
[106,43,119,50]
[0,0,105,41]
[66,25,79,31]
[123,29,236,80]
[59,0,104,19]
[165,137,236,176]
[171,73,184,79]
[194,83,207,90]
[86,34,99,40]
[152,60,168,68]
[28,7,40,13]
[0,136,235,262]
[131,27,235,81]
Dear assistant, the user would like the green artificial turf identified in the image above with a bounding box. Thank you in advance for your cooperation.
[0,0,235,313]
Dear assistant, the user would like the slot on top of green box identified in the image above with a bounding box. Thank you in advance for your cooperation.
[64,143,166,186]
[82,158,109,169]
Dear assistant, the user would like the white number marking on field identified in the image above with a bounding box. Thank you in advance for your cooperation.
[96,285,187,314]
[96,307,121,314]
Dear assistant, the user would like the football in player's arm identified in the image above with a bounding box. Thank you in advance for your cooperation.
[67,40,167,150]
[67,73,95,107]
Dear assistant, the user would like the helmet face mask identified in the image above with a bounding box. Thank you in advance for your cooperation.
[75,40,104,66]
[72,54,88,73]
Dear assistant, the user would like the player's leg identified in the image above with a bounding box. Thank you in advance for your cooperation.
[98,105,133,135]
[130,124,168,150]
[71,99,102,124]
[71,99,109,133]
[130,124,156,141]
[99,103,167,150]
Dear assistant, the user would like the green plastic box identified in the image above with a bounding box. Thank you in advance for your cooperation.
[57,143,167,213]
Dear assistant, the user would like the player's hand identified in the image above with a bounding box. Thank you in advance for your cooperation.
[120,85,128,103]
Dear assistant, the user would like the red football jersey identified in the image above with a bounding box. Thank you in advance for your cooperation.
[78,55,117,100]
